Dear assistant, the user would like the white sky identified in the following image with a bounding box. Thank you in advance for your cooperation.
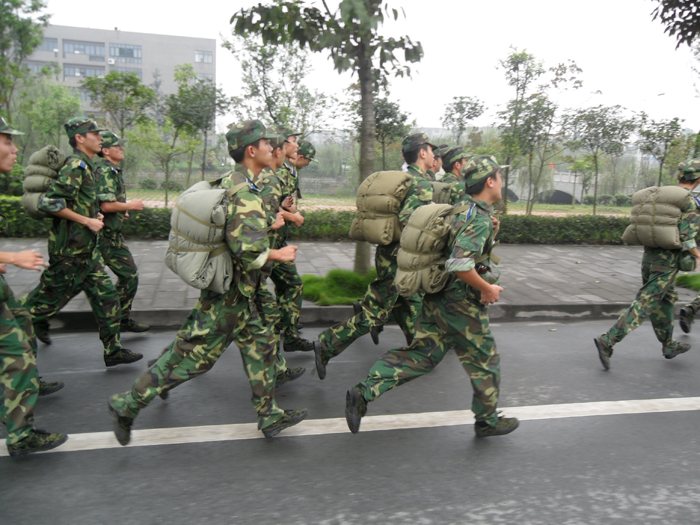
[46,0,700,132]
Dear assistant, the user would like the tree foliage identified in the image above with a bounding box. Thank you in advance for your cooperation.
[442,96,484,145]
[652,0,700,48]
[635,113,683,185]
[0,0,49,120]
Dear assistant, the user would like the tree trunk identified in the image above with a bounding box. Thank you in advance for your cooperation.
[186,149,194,188]
[592,156,599,216]
[572,174,577,205]
[353,47,376,275]
[201,130,208,181]
[657,160,664,186]
[382,138,386,171]
[503,160,511,214]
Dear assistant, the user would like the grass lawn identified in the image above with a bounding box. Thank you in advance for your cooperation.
[676,273,700,292]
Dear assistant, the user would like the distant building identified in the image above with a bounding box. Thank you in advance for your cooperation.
[25,25,216,113]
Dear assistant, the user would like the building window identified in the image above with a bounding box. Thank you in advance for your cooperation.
[110,43,142,63]
[23,61,48,74]
[111,66,142,80]
[196,73,213,81]
[63,40,105,60]
[76,89,92,102]
[37,38,58,52]
[63,65,105,80]
[195,51,213,64]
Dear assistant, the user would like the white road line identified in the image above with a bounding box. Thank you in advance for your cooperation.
[3,396,699,457]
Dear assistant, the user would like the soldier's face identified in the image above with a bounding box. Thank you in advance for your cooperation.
[252,138,273,168]
[284,136,299,161]
[296,156,310,169]
[105,145,125,162]
[79,131,103,155]
[0,133,18,173]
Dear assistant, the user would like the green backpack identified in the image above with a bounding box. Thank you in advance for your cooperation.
[621,186,691,250]
[21,145,66,220]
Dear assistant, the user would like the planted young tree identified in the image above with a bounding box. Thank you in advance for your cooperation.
[0,0,50,120]
[442,96,485,145]
[569,157,593,204]
[231,0,423,274]
[81,71,156,137]
[636,113,683,186]
[563,105,634,215]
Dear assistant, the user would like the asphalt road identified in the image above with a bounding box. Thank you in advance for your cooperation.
[3,319,700,525]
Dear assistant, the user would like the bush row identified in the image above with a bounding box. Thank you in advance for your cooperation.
[582,194,632,206]
[0,195,633,245]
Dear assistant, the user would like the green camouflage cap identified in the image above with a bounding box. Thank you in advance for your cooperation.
[100,131,127,148]
[463,154,509,186]
[678,159,700,181]
[432,145,442,158]
[64,117,103,138]
[401,133,437,153]
[226,120,277,153]
[443,146,468,166]
[298,140,317,162]
[266,126,287,149]
[0,116,23,136]
[280,126,301,140]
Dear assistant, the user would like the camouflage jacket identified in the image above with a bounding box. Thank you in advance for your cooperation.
[400,164,435,225]
[440,172,467,205]
[644,190,700,267]
[274,161,300,245]
[95,158,126,237]
[255,167,285,249]
[39,148,99,257]
[425,169,436,181]
[217,165,272,297]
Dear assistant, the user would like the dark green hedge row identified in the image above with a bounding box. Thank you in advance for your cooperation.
[0,195,632,245]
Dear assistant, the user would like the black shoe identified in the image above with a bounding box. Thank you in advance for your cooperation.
[663,340,691,360]
[314,341,327,380]
[33,320,51,345]
[345,387,367,434]
[120,318,150,333]
[297,323,304,331]
[474,416,519,437]
[352,301,361,316]
[276,367,306,388]
[104,348,143,367]
[7,429,68,457]
[261,408,309,438]
[594,337,612,371]
[370,325,384,345]
[108,398,133,446]
[38,377,64,397]
[283,337,315,352]
[680,307,693,334]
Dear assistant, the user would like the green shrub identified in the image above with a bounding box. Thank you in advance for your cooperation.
[0,196,51,237]
[0,164,25,197]
[302,268,377,305]
[138,178,158,190]
[287,210,355,241]
[161,179,184,191]
[121,207,172,239]
[676,273,700,291]
[498,215,629,244]
[597,194,614,206]
[582,194,595,205]
[614,194,632,206]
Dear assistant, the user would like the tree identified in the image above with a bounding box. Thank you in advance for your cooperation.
[167,64,230,181]
[81,71,156,137]
[636,113,683,186]
[442,96,484,145]
[562,105,635,215]
[0,0,50,120]
[231,0,423,274]
[569,157,593,204]
[652,0,700,48]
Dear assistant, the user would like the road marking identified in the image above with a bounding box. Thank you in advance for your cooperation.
[3,396,700,457]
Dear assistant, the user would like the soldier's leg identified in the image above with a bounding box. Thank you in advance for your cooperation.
[21,254,87,322]
[354,294,450,403]
[270,260,303,343]
[0,300,39,445]
[255,282,286,374]
[81,262,122,354]
[391,293,422,345]
[600,263,677,348]
[102,237,139,322]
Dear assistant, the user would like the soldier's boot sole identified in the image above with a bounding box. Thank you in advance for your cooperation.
[594,337,611,371]
[345,387,366,434]
[680,307,693,334]
[314,341,327,380]
[7,430,68,457]
[108,401,134,446]
[39,380,65,397]
[261,409,309,438]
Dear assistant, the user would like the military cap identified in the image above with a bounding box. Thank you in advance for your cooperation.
[226,120,278,152]
[266,126,287,149]
[402,132,437,153]
[298,140,317,162]
[0,116,23,136]
[100,131,127,148]
[678,159,700,181]
[443,146,468,166]
[279,126,301,140]
[64,117,103,138]
[463,154,509,186]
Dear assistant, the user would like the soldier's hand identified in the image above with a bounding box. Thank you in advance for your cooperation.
[695,255,700,272]
[12,250,46,271]
[130,199,144,211]
[282,196,296,213]
[86,217,104,232]
[491,216,500,236]
[480,284,503,305]
[293,212,305,226]
[0,263,6,274]
[269,245,298,262]
[271,211,285,230]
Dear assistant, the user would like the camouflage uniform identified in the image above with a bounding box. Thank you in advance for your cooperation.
[317,160,433,361]
[599,186,700,353]
[270,160,304,346]
[441,147,468,205]
[21,137,123,356]
[94,136,139,323]
[353,195,502,425]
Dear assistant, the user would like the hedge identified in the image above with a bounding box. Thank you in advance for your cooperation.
[0,195,640,245]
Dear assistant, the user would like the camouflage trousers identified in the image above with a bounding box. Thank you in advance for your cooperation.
[99,234,138,321]
[319,242,421,359]
[0,277,39,444]
[21,250,122,354]
[601,260,678,347]
[110,286,285,427]
[270,258,303,344]
[255,278,288,374]
[355,279,501,425]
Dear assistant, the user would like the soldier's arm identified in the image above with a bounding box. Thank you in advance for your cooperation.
[96,165,143,212]
[0,250,46,271]
[226,191,274,270]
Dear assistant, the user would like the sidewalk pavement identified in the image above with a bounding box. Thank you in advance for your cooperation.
[1,239,697,330]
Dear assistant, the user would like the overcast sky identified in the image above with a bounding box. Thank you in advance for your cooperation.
[46,0,700,133]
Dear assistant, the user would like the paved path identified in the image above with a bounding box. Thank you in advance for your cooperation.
[1,239,696,326]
